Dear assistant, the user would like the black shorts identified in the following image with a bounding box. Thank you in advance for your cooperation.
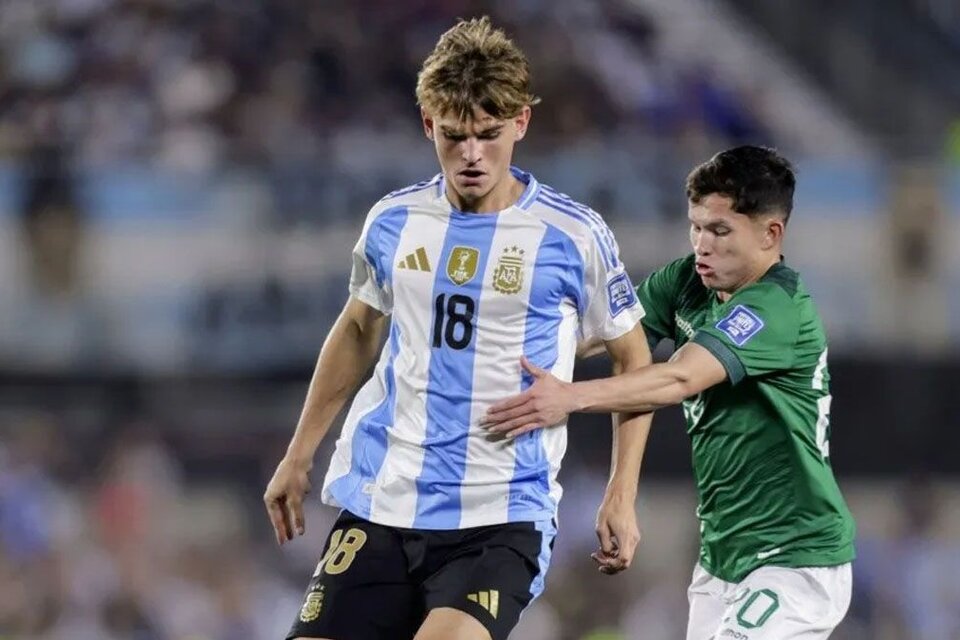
[287,510,556,640]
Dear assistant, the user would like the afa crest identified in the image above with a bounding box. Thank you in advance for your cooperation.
[447,246,480,286]
[492,246,525,294]
[299,588,325,623]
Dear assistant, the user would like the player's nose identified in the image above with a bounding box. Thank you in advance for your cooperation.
[462,137,481,163]
[692,232,711,255]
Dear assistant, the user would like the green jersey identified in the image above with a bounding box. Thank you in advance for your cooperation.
[638,254,855,582]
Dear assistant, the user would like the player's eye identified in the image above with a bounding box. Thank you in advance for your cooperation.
[478,131,501,140]
[715,228,731,237]
[444,133,467,142]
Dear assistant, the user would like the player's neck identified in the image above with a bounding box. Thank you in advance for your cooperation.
[446,174,524,213]
[716,254,782,302]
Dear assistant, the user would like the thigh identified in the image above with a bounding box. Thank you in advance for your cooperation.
[422,520,555,640]
[413,607,492,640]
[286,511,423,640]
[686,564,732,640]
[711,563,853,640]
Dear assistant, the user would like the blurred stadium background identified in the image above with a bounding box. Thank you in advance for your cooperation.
[1,0,959,638]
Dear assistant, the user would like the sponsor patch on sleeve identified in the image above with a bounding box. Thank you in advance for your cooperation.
[715,304,764,346]
[607,272,637,317]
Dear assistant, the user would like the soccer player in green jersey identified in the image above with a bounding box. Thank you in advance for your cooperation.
[483,145,856,639]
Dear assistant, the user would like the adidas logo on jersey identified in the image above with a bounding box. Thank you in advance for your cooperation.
[397,247,431,272]
[466,590,499,618]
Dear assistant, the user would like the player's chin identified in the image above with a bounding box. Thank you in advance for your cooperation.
[455,185,490,202]
[699,273,724,289]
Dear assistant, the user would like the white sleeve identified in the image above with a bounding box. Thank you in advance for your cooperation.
[348,208,392,314]
[579,228,645,342]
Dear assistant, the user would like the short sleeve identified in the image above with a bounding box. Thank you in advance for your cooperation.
[580,230,645,342]
[692,284,800,385]
[636,256,689,350]
[348,209,392,313]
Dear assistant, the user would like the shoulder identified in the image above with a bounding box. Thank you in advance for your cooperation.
[526,182,620,267]
[376,173,444,206]
[734,263,801,310]
[725,267,803,334]
[361,174,443,231]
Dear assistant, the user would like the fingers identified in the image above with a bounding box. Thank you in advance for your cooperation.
[592,516,641,575]
[615,527,640,571]
[486,390,532,416]
[596,520,617,558]
[591,551,623,575]
[506,425,541,439]
[265,497,291,545]
[594,518,631,575]
[481,402,536,427]
[287,494,306,537]
[485,413,540,436]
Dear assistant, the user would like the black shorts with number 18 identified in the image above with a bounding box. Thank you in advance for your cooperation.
[286,509,556,640]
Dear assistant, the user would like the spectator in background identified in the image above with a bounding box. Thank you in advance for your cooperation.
[20,143,84,298]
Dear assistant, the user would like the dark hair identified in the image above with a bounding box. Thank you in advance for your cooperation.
[685,146,795,221]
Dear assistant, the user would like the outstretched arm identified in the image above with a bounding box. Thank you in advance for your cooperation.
[574,341,727,413]
[483,341,727,437]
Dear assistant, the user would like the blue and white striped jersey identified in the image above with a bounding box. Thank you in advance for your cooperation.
[321,167,644,530]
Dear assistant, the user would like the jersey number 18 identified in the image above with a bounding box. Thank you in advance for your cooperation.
[432,293,476,350]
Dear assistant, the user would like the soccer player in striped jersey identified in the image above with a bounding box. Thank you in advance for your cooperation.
[263,16,653,640]
[484,146,856,639]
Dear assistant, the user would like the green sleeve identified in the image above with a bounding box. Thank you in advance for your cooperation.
[636,256,690,350]
[692,283,800,385]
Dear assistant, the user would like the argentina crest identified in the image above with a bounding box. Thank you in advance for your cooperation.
[447,246,480,285]
[299,587,325,623]
[492,246,525,294]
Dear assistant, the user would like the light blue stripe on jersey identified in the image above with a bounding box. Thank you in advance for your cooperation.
[414,212,498,528]
[328,207,408,518]
[529,519,558,600]
[536,187,620,269]
[327,322,402,518]
[509,224,584,520]
[365,206,409,288]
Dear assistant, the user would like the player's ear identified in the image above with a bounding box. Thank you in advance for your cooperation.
[421,108,435,141]
[514,105,531,141]
[762,216,785,249]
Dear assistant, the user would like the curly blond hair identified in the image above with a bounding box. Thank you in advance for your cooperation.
[416,16,540,121]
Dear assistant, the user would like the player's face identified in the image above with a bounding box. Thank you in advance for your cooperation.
[422,105,530,211]
[689,194,782,294]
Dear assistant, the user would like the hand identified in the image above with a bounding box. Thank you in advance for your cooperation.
[591,492,640,575]
[263,457,312,545]
[481,356,578,438]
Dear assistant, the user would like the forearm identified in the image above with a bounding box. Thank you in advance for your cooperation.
[575,362,693,414]
[606,411,653,498]
[605,359,653,497]
[284,311,384,467]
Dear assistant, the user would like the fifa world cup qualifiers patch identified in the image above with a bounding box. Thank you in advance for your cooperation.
[607,272,637,317]
[716,304,765,346]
